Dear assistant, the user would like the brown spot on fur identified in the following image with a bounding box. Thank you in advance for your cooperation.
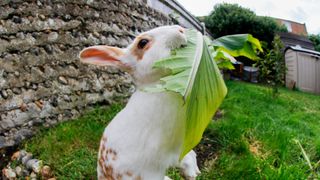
[125,171,133,177]
[116,173,123,180]
[99,158,104,167]
[102,136,107,142]
[100,145,106,161]
[105,148,117,161]
[98,141,123,179]
[98,144,109,178]
[106,148,116,155]
[113,150,117,156]
[98,159,107,179]
[112,156,117,161]
[135,175,142,180]
[131,35,153,60]
[100,145,105,153]
[104,165,115,179]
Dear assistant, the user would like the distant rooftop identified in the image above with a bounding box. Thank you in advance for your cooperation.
[274,18,308,36]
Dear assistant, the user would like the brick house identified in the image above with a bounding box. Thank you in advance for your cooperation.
[275,18,308,36]
[274,18,314,50]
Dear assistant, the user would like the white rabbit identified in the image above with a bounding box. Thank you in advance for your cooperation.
[79,25,200,180]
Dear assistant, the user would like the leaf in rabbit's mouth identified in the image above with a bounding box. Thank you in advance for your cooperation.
[170,49,177,56]
[143,29,227,158]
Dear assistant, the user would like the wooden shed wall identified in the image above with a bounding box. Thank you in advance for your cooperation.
[316,58,320,93]
[285,49,320,94]
[297,53,317,93]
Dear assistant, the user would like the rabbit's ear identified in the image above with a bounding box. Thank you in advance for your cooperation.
[79,45,128,69]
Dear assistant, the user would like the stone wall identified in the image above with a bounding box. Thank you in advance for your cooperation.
[0,0,174,149]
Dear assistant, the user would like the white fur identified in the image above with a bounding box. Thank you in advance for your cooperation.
[179,150,201,180]
[80,25,200,179]
[100,91,186,179]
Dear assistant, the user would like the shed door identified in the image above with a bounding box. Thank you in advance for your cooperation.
[285,49,298,87]
[297,53,317,93]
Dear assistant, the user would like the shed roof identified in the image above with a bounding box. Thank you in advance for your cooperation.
[285,45,320,57]
[278,32,314,50]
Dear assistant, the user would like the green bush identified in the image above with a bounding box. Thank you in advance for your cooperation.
[254,35,286,96]
[205,3,287,47]
[308,34,320,52]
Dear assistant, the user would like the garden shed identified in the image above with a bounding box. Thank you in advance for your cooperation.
[285,45,320,94]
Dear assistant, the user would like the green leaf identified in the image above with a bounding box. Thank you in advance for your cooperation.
[182,39,227,157]
[145,29,203,96]
[217,60,235,70]
[212,50,236,70]
[212,34,263,60]
[144,29,227,158]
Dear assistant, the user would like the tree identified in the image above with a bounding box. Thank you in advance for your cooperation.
[205,3,287,47]
[254,35,286,96]
[308,34,320,52]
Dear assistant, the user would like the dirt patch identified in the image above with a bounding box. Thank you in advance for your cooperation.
[249,141,261,156]
[248,139,269,160]
[194,134,219,169]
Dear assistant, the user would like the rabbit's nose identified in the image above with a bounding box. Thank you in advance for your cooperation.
[179,27,185,34]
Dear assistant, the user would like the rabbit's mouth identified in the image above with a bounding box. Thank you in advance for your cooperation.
[168,36,187,50]
[180,44,187,48]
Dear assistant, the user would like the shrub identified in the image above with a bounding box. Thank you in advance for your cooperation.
[205,3,287,47]
[254,35,286,96]
[308,34,320,52]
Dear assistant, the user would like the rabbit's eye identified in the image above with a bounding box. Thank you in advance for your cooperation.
[137,39,149,49]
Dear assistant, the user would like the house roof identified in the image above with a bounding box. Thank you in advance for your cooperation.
[278,32,314,50]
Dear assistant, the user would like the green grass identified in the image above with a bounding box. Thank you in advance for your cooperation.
[23,105,123,179]
[193,81,320,179]
[23,81,320,179]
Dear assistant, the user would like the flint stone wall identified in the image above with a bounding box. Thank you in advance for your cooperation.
[0,0,174,149]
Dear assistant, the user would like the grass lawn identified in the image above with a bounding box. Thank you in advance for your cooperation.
[23,81,320,179]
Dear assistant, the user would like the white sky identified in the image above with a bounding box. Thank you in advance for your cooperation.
[176,0,320,34]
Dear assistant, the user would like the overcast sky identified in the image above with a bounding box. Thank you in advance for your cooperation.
[176,0,320,34]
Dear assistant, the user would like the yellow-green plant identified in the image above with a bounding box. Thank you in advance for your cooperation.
[209,34,263,70]
[145,29,262,157]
